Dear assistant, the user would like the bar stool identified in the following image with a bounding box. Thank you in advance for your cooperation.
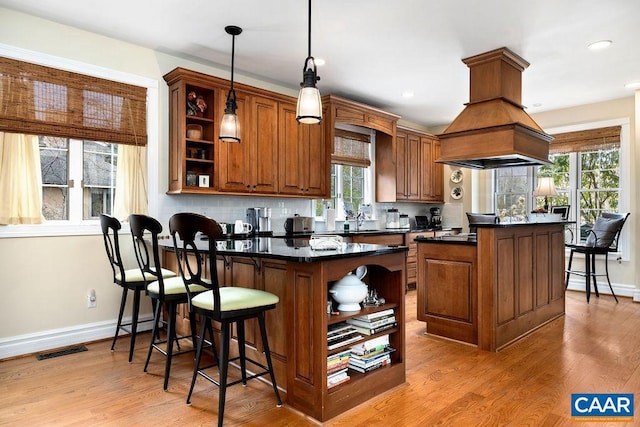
[169,212,282,427]
[100,214,163,362]
[565,212,629,303]
[129,214,208,390]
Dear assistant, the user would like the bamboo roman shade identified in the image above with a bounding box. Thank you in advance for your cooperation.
[332,129,371,167]
[0,56,147,146]
[549,125,620,154]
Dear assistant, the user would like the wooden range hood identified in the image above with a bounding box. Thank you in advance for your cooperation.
[437,47,553,169]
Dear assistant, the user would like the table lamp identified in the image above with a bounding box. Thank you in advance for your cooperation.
[534,177,558,212]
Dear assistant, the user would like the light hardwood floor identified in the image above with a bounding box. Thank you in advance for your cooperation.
[1,290,638,426]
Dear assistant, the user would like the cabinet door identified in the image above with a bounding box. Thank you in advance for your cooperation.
[251,95,279,193]
[278,101,327,196]
[303,118,327,196]
[217,91,250,192]
[395,131,408,200]
[406,133,420,200]
[278,102,303,195]
[419,137,444,202]
[396,130,420,200]
[431,140,444,202]
[419,137,434,200]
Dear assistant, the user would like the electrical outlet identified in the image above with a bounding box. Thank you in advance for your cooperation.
[87,289,97,308]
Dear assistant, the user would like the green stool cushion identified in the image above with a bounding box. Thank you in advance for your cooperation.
[117,268,177,283]
[192,287,279,312]
[147,276,208,296]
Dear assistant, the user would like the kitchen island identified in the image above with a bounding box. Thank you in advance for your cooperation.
[415,222,565,352]
[161,238,407,422]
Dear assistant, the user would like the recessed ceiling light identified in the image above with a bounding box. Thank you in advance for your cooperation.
[624,81,640,89]
[401,91,414,98]
[588,40,612,50]
[532,103,542,108]
[314,58,325,66]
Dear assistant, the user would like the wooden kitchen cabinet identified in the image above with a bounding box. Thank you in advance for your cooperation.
[164,67,328,198]
[164,68,219,194]
[218,93,279,193]
[396,130,421,200]
[395,127,444,203]
[420,136,444,202]
[278,101,329,197]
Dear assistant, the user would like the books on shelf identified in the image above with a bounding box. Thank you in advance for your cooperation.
[346,313,396,329]
[327,349,351,375]
[350,334,390,356]
[351,308,395,321]
[348,321,398,336]
[348,352,392,373]
[327,370,351,389]
[327,350,351,389]
[327,323,364,350]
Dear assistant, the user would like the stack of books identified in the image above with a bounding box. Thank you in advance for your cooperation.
[349,334,394,374]
[327,349,351,389]
[345,308,397,336]
[327,322,364,350]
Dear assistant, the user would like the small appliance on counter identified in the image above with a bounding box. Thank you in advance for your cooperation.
[246,207,273,235]
[386,208,400,229]
[415,215,430,229]
[399,214,410,229]
[284,214,314,234]
[429,207,443,230]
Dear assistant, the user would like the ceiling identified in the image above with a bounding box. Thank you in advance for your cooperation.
[2,0,640,129]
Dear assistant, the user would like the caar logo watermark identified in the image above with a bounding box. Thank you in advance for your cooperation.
[571,393,634,422]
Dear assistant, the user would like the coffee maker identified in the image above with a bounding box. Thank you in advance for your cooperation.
[429,207,442,230]
[246,207,272,235]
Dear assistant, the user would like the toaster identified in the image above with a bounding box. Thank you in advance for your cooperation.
[284,215,314,234]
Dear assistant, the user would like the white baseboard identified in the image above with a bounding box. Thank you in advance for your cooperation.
[0,314,154,360]
[565,278,638,300]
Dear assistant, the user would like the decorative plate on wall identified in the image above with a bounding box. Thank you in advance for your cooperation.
[450,169,463,183]
[451,186,463,200]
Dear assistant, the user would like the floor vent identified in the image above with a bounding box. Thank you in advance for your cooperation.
[36,345,88,360]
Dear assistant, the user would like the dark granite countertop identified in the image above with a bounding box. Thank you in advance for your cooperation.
[159,237,407,263]
[415,234,477,245]
[474,221,567,228]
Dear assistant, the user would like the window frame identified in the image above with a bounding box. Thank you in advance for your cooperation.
[537,118,630,259]
[0,43,158,238]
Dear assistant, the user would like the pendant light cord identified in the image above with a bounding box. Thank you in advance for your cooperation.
[307,0,312,59]
[230,33,236,91]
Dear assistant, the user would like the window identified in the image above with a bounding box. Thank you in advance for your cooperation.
[495,125,623,244]
[0,55,150,231]
[540,125,621,243]
[40,136,117,221]
[538,149,620,242]
[315,128,372,219]
[495,166,533,222]
[330,164,366,218]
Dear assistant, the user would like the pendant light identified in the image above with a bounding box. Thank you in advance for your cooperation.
[219,25,242,142]
[296,0,322,124]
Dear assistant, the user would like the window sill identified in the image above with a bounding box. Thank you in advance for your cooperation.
[0,221,126,238]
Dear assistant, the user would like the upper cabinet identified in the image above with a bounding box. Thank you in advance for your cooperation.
[163,68,328,198]
[165,68,218,194]
[218,93,279,194]
[396,127,444,203]
[278,101,328,197]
